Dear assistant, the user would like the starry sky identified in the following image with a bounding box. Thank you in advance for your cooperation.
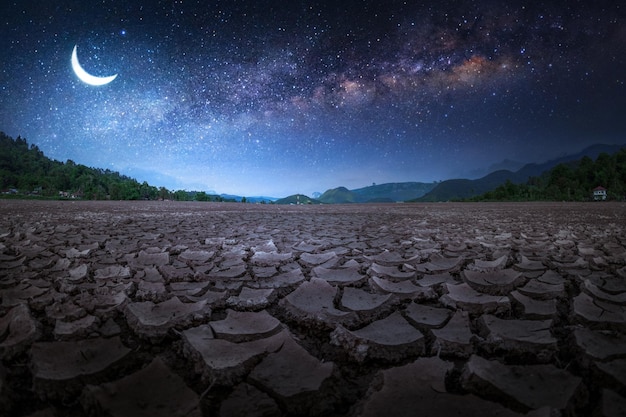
[1,1,625,197]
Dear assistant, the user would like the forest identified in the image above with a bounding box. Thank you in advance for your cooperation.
[468,148,626,202]
[0,132,228,201]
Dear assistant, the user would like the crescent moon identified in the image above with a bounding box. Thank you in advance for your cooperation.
[71,45,118,86]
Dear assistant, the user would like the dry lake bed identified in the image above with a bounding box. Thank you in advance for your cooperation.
[1,200,625,416]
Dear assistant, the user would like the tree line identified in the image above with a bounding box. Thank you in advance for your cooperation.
[468,148,626,202]
[0,132,230,201]
[3,132,624,202]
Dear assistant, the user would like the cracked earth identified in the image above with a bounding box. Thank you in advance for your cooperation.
[0,200,625,416]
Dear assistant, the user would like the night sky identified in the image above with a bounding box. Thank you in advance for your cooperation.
[1,1,625,197]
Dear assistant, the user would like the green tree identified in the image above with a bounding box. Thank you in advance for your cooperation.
[173,190,190,201]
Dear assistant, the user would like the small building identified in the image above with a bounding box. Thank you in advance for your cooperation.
[593,186,607,201]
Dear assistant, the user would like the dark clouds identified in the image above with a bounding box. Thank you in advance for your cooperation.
[1,0,625,196]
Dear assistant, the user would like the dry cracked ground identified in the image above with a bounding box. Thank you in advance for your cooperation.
[1,200,625,417]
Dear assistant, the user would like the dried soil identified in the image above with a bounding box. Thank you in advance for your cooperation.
[1,200,625,416]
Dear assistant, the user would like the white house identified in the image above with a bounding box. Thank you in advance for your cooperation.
[593,186,607,201]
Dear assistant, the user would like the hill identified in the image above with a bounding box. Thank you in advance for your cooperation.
[415,170,522,202]
[318,182,437,204]
[0,132,155,200]
[318,187,356,204]
[0,132,221,201]
[273,194,321,205]
[467,148,626,201]
[351,182,436,202]
[414,144,626,202]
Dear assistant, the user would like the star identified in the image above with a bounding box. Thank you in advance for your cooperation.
[0,0,624,197]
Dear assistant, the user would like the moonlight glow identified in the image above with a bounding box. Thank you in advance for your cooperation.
[71,45,117,86]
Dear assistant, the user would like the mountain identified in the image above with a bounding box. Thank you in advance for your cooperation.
[414,143,626,202]
[415,170,520,202]
[0,132,164,200]
[469,147,626,201]
[467,159,526,178]
[317,182,437,204]
[5,131,622,203]
[351,182,436,202]
[273,194,321,205]
[319,187,356,204]
[514,144,626,180]
[487,159,526,173]
[0,132,277,202]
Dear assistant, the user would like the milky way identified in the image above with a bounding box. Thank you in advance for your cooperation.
[1,0,625,196]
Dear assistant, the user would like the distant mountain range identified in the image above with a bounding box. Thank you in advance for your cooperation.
[273,143,626,204]
[4,131,621,203]
[273,182,437,204]
[319,182,437,204]
[413,143,626,202]
[466,158,526,178]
